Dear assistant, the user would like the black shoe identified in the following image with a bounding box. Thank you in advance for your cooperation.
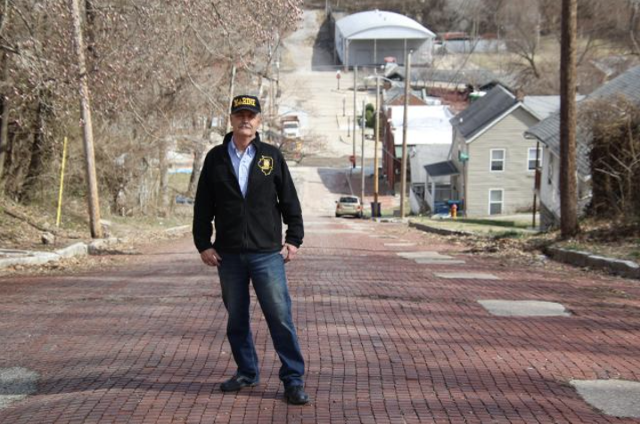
[284,385,310,405]
[220,375,258,392]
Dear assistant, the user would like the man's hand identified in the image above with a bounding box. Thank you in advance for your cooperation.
[200,248,222,267]
[281,243,298,263]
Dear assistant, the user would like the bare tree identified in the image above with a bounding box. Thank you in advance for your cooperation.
[0,0,303,224]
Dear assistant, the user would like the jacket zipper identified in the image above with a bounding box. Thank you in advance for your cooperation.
[242,140,261,250]
[242,197,249,250]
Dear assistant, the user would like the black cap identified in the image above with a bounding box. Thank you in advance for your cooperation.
[230,95,261,114]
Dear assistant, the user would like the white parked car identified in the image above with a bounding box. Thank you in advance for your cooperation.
[281,116,300,139]
[335,196,363,218]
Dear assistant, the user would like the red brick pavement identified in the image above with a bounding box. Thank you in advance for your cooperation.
[0,218,639,423]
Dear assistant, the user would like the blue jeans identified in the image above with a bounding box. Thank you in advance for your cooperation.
[217,251,304,388]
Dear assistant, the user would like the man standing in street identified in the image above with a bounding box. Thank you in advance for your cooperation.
[192,94,309,405]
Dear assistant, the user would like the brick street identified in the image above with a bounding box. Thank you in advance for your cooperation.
[1,210,640,423]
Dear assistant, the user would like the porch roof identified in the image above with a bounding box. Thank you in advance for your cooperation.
[425,160,459,177]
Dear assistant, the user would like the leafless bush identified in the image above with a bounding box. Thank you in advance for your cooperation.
[582,96,640,221]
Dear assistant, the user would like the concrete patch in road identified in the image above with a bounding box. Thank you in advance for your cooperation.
[435,272,499,280]
[0,367,39,410]
[478,300,570,317]
[397,251,453,259]
[414,259,466,265]
[384,243,416,247]
[571,380,640,418]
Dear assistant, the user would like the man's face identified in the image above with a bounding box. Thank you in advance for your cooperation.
[230,110,261,138]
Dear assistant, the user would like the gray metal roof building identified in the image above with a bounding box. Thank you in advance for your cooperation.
[335,10,435,67]
[450,85,518,140]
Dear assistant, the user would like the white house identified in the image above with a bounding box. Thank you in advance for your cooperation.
[382,105,453,209]
[424,85,561,217]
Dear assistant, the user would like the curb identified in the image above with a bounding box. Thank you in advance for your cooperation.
[408,221,473,237]
[545,247,640,280]
[0,238,119,270]
[56,242,89,258]
[87,238,121,255]
[163,225,191,235]
[1,223,190,270]
[405,221,639,281]
[0,251,61,268]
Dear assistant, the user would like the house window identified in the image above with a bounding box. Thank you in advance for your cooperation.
[528,147,541,171]
[490,149,505,172]
[489,189,504,215]
[548,154,554,185]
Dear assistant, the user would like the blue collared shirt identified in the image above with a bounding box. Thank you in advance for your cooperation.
[228,138,256,197]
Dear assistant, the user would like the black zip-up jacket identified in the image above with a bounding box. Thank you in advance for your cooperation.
[192,132,303,253]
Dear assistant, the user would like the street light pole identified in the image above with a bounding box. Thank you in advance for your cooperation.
[400,51,412,219]
[352,66,358,168]
[363,73,393,217]
[361,99,366,213]
[373,76,380,216]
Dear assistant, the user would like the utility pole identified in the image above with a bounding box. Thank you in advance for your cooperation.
[269,77,274,143]
[69,0,102,238]
[276,53,280,100]
[0,53,9,189]
[360,99,365,214]
[399,51,412,219]
[373,76,380,217]
[226,64,236,133]
[560,0,579,237]
[158,138,169,216]
[532,141,540,228]
[352,66,358,168]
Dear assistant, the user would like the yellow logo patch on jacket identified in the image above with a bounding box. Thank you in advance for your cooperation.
[258,155,274,176]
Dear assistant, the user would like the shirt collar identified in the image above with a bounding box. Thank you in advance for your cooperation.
[229,137,255,158]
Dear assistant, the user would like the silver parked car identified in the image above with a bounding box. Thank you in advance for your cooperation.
[335,196,363,218]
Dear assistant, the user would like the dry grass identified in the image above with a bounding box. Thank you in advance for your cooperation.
[557,219,640,262]
[0,193,191,253]
[413,215,640,269]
